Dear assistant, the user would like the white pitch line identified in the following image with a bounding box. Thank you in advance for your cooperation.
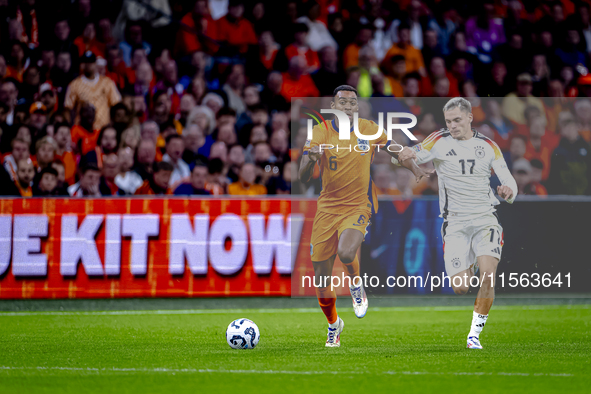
[0,304,588,317]
[0,366,575,377]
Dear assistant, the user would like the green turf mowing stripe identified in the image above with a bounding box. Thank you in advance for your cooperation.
[0,366,576,377]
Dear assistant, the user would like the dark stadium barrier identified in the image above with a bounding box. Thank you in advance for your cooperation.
[359,196,591,295]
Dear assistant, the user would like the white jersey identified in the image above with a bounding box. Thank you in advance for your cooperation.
[394,129,518,220]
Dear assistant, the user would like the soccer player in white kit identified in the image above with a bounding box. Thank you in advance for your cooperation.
[394,97,518,349]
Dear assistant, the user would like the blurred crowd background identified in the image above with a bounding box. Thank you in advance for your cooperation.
[1,0,591,198]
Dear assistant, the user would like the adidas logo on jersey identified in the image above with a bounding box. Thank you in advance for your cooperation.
[491,247,501,254]
[446,149,457,156]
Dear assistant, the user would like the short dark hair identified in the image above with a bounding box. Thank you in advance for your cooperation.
[208,158,224,174]
[165,134,183,144]
[54,122,71,132]
[153,161,173,173]
[333,85,358,100]
[391,55,406,64]
[81,163,100,174]
[216,106,237,119]
[402,72,421,84]
[97,125,118,147]
[39,166,58,178]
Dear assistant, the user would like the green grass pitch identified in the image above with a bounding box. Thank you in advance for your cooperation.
[0,302,589,394]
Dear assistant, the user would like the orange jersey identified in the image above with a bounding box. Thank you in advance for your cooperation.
[303,118,389,215]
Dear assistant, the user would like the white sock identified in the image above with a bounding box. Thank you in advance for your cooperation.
[468,311,488,338]
[329,316,340,329]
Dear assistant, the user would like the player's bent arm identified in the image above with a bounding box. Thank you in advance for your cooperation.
[298,154,317,183]
[492,159,518,203]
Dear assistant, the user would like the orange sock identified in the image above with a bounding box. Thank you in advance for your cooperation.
[342,254,360,285]
[315,286,337,324]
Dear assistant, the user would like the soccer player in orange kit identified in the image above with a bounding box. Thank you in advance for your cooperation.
[298,85,432,347]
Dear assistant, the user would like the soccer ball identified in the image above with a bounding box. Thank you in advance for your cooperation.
[226,318,260,349]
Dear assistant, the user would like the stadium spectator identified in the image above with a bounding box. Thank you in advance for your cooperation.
[3,137,30,181]
[68,163,101,197]
[512,158,534,196]
[227,144,245,182]
[296,1,338,52]
[173,162,211,195]
[34,136,57,172]
[15,158,35,197]
[547,119,591,195]
[382,22,426,77]
[523,116,559,181]
[502,73,546,126]
[99,153,121,196]
[134,138,157,180]
[228,162,266,195]
[162,134,190,189]
[64,51,122,130]
[119,21,151,66]
[115,147,143,195]
[134,161,173,195]
[525,159,548,196]
[0,78,18,126]
[33,166,62,196]
[312,46,344,97]
[205,158,226,195]
[504,134,527,172]
[216,0,258,55]
[182,123,207,164]
[83,126,119,169]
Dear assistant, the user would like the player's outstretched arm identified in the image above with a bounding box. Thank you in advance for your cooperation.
[298,146,322,183]
[492,159,518,203]
[389,146,435,182]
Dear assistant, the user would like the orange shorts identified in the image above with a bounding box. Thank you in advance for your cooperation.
[310,208,371,262]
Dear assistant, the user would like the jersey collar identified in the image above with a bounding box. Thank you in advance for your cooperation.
[331,118,354,134]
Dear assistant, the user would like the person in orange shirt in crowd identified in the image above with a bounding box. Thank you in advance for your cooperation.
[104,45,129,90]
[134,161,173,195]
[285,23,320,74]
[382,22,426,77]
[83,125,119,170]
[280,56,320,100]
[523,116,560,181]
[385,55,406,97]
[53,122,77,185]
[228,163,267,195]
[15,158,35,197]
[64,51,122,130]
[70,102,99,155]
[343,24,373,70]
[175,0,219,56]
[74,21,105,58]
[216,0,258,55]
[5,41,28,82]
[419,57,460,97]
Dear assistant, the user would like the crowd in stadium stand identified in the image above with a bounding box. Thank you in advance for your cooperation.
[1,0,591,197]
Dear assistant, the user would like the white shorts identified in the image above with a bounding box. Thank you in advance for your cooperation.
[441,213,503,277]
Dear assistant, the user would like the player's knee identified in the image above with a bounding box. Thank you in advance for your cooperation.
[337,246,356,265]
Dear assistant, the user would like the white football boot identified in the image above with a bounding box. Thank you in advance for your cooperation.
[349,284,368,318]
[325,317,344,347]
[467,336,483,349]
